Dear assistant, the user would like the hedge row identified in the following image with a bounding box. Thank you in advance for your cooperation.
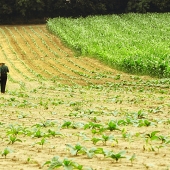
[0,0,170,24]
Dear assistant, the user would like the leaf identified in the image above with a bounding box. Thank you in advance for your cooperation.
[65,143,84,156]
[91,137,102,145]
[129,153,136,164]
[43,156,62,170]
[63,158,75,170]
[1,147,13,158]
[109,151,126,162]
[107,120,120,131]
[84,147,97,159]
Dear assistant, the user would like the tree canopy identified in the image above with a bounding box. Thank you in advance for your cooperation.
[0,0,170,24]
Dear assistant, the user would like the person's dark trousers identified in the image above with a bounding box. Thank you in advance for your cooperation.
[1,75,7,93]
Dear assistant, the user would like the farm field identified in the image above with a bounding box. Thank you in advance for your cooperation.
[47,13,170,78]
[0,24,170,170]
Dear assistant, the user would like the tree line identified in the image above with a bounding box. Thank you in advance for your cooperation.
[0,0,170,24]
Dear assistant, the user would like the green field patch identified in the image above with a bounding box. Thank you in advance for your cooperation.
[47,13,170,78]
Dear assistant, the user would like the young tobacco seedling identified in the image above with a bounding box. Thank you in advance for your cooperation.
[108,151,126,162]
[1,147,13,159]
[6,124,23,136]
[48,129,63,137]
[43,156,62,169]
[36,138,48,149]
[62,157,78,170]
[43,156,92,170]
[158,135,170,144]
[135,110,147,119]
[66,143,85,156]
[32,129,45,138]
[129,153,136,165]
[155,145,165,153]
[34,120,56,128]
[61,121,72,129]
[106,120,120,131]
[83,147,97,159]
[84,122,103,130]
[91,127,105,135]
[8,135,22,144]
[101,134,114,145]
[91,137,102,145]
[145,131,160,143]
[138,119,153,127]
[143,131,160,151]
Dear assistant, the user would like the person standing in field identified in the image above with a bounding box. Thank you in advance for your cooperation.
[0,62,9,93]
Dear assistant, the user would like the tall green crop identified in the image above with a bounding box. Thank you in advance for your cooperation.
[47,13,170,78]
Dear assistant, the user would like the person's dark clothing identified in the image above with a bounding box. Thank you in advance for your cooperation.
[1,74,7,93]
[0,65,9,93]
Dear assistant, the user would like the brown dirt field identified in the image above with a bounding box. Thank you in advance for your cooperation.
[0,25,170,170]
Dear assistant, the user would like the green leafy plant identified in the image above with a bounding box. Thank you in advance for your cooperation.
[66,143,85,156]
[158,135,170,144]
[106,120,120,131]
[129,153,136,165]
[84,122,103,130]
[47,129,63,137]
[91,137,102,145]
[145,131,160,143]
[43,156,92,170]
[34,120,56,128]
[138,119,153,127]
[8,135,22,144]
[61,121,72,129]
[32,129,46,138]
[83,147,97,159]
[143,131,160,151]
[6,125,23,136]
[91,127,106,135]
[101,134,115,145]
[1,147,13,159]
[36,138,48,149]
[62,157,78,170]
[43,156,62,169]
[107,151,126,162]
[155,144,165,153]
[133,110,147,119]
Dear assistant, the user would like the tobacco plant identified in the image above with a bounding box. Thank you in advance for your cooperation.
[106,120,120,131]
[43,156,93,170]
[43,156,62,169]
[101,134,115,145]
[107,151,126,162]
[8,135,22,144]
[1,147,13,159]
[36,138,48,149]
[66,143,85,156]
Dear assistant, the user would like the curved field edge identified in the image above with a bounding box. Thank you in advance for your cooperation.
[46,13,170,78]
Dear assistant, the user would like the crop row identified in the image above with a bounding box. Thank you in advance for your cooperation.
[0,105,170,169]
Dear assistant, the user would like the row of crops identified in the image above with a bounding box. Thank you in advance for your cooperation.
[0,79,170,169]
[0,25,137,86]
[47,13,170,78]
[0,24,169,91]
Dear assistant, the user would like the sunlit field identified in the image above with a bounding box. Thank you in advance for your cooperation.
[0,13,170,170]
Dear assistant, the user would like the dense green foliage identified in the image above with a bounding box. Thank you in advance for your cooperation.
[0,0,170,24]
[47,13,170,78]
